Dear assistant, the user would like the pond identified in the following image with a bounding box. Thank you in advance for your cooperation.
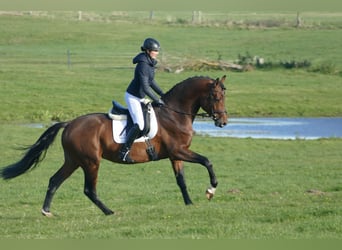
[193,117,342,140]
[24,117,342,140]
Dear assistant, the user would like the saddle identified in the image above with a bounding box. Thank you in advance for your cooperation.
[108,100,158,160]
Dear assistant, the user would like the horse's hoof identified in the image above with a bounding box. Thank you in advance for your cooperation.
[205,186,216,200]
[104,210,115,216]
[206,190,214,200]
[41,209,53,217]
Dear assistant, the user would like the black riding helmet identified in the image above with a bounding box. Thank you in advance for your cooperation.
[141,38,160,52]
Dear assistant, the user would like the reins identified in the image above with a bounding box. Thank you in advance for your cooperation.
[163,105,211,118]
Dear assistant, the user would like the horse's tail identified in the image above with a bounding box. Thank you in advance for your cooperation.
[1,122,68,180]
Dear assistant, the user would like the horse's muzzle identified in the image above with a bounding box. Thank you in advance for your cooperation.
[215,120,227,128]
[213,111,228,128]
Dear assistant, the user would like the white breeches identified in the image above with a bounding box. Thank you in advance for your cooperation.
[125,92,145,131]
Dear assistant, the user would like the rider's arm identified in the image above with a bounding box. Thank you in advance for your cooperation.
[137,63,160,102]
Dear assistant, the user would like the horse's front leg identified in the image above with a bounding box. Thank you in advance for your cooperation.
[171,160,193,205]
[200,155,218,201]
[174,150,218,201]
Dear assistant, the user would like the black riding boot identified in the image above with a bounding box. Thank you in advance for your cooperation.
[119,124,141,163]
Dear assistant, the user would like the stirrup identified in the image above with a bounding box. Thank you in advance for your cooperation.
[120,149,134,163]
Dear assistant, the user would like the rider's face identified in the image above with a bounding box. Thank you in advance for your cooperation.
[148,50,159,59]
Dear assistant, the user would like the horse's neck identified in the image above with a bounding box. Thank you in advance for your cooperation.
[166,81,204,114]
[166,96,200,117]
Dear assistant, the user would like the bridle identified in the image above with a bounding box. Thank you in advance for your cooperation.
[208,84,228,122]
[163,82,227,121]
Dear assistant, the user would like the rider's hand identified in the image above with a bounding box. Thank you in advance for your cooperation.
[156,99,165,107]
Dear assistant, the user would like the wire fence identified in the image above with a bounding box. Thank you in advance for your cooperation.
[1,48,185,72]
[1,11,341,72]
[1,10,342,28]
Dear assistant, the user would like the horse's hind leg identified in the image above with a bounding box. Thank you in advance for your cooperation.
[83,164,114,215]
[42,161,78,217]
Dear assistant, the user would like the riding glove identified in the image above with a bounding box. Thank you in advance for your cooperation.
[156,99,165,107]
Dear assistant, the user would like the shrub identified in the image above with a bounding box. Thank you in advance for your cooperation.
[280,59,311,69]
[309,62,339,75]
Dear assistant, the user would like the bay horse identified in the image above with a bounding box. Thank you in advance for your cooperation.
[1,75,228,216]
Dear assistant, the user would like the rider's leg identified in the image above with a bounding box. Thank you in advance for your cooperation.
[119,123,141,163]
[119,93,144,163]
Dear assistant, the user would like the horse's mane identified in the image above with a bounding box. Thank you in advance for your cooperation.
[164,76,213,98]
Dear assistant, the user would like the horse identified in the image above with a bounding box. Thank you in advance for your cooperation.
[1,75,228,216]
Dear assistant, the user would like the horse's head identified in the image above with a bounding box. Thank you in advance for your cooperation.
[201,75,228,127]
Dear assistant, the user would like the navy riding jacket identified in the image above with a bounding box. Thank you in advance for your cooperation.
[126,52,163,102]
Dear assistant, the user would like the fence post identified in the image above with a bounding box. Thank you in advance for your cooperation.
[198,11,202,24]
[150,10,154,21]
[192,11,202,24]
[296,12,302,28]
[67,49,71,69]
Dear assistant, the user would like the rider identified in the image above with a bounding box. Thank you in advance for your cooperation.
[119,38,165,163]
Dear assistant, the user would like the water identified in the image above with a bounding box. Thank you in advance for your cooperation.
[193,117,342,140]
[23,117,342,140]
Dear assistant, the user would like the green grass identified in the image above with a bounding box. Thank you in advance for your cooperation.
[0,127,341,239]
[0,12,341,239]
[0,13,341,122]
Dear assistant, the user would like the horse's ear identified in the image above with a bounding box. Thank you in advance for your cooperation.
[213,78,220,87]
[220,75,226,82]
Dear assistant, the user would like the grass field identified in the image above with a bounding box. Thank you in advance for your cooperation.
[0,127,341,239]
[1,12,342,122]
[0,11,341,239]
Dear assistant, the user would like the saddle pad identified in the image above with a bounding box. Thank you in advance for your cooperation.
[111,108,158,144]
